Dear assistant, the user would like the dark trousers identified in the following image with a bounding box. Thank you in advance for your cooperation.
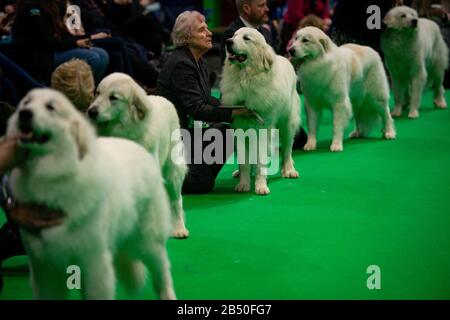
[181,124,308,194]
[182,123,233,194]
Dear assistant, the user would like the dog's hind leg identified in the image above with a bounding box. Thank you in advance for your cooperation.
[141,241,176,300]
[81,251,116,300]
[164,163,189,239]
[432,70,447,109]
[304,102,321,151]
[29,259,68,300]
[115,253,147,296]
[391,78,408,117]
[331,99,352,152]
[280,122,299,179]
[408,70,427,118]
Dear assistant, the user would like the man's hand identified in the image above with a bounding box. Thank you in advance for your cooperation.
[90,32,111,40]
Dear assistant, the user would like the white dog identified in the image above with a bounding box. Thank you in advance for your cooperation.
[220,27,301,195]
[87,73,188,239]
[382,6,448,119]
[7,88,176,300]
[289,27,396,152]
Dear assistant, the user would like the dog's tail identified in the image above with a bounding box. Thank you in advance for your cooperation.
[115,256,147,296]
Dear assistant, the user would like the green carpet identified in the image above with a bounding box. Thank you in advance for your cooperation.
[1,91,450,300]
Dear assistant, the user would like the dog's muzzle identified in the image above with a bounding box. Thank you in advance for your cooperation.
[226,39,247,63]
[18,109,33,134]
[17,109,51,144]
[411,19,418,28]
[88,107,99,120]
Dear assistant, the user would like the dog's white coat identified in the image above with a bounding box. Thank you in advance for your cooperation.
[381,6,448,118]
[88,73,188,238]
[7,88,176,300]
[290,27,396,152]
[220,27,301,195]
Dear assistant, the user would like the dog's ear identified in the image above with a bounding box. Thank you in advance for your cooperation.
[383,13,394,26]
[70,119,89,160]
[319,37,331,53]
[262,45,275,71]
[130,82,148,122]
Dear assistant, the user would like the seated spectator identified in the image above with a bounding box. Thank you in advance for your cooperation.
[12,0,109,84]
[280,0,331,55]
[156,10,254,194]
[51,58,95,111]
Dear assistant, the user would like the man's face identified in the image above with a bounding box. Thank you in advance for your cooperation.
[244,0,269,26]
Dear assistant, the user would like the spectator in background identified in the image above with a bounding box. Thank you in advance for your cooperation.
[160,0,203,31]
[280,0,331,55]
[51,58,95,111]
[221,0,273,64]
[12,0,109,84]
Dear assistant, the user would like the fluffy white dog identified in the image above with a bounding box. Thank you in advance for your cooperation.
[87,73,188,239]
[289,27,396,152]
[220,27,301,195]
[381,6,448,119]
[7,88,176,300]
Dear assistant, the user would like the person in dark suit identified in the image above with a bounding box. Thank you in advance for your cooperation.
[156,10,254,194]
[221,0,272,64]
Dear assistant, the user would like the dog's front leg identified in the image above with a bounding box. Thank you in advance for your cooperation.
[235,137,251,192]
[303,102,321,151]
[391,77,407,117]
[81,251,116,300]
[331,100,352,152]
[28,258,68,300]
[408,70,427,119]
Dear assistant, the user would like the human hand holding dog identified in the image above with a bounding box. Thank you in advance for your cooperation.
[0,137,21,175]
[8,203,65,231]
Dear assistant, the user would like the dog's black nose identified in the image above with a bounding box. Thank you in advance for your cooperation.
[288,48,296,57]
[88,107,99,120]
[226,38,234,51]
[411,19,418,27]
[18,109,33,133]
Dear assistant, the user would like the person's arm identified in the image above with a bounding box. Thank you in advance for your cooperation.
[0,137,19,176]
[171,61,233,123]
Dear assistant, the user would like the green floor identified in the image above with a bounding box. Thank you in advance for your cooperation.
[1,91,450,300]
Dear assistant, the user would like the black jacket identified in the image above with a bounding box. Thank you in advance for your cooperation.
[12,0,78,84]
[221,17,274,64]
[156,46,232,130]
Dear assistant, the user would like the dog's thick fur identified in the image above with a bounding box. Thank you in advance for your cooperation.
[220,27,301,195]
[87,73,188,239]
[7,88,176,300]
[381,6,448,119]
[289,27,396,152]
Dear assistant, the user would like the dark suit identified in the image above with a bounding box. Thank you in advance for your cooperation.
[221,17,274,64]
[156,46,232,130]
[156,46,233,194]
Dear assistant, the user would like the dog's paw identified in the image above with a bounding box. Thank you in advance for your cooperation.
[384,130,396,140]
[172,227,190,239]
[391,108,402,118]
[349,130,361,139]
[408,110,419,119]
[255,184,270,195]
[434,98,447,109]
[330,142,343,152]
[232,170,239,178]
[235,181,251,193]
[282,168,299,179]
[303,141,316,151]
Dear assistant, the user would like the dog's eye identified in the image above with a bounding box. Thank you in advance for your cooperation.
[401,14,406,18]
[46,103,55,112]
[243,35,251,41]
[302,38,309,43]
[110,95,119,101]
